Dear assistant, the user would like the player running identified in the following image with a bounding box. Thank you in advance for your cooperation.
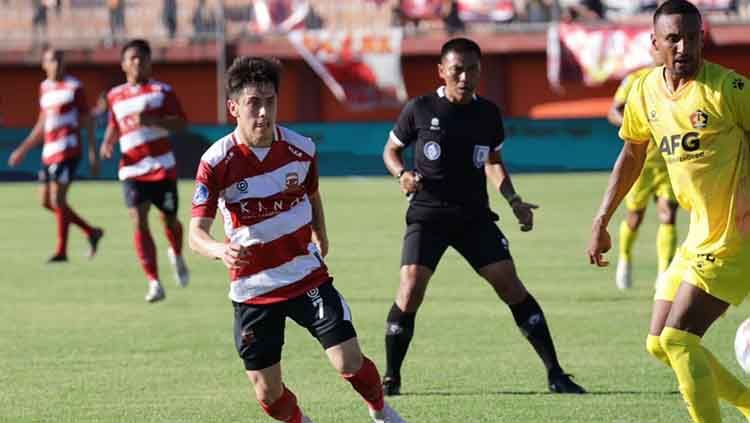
[588,1,750,421]
[188,56,407,423]
[8,47,103,263]
[100,39,189,302]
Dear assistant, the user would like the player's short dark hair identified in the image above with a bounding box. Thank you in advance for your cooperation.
[226,56,282,98]
[121,39,152,59]
[654,0,702,25]
[440,38,482,61]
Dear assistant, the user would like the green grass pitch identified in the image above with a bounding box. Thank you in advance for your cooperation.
[2,173,749,422]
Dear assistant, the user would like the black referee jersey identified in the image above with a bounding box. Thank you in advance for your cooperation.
[390,86,505,221]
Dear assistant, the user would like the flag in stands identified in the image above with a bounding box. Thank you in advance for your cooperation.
[547,22,653,89]
[457,0,515,23]
[249,0,310,34]
[288,28,408,110]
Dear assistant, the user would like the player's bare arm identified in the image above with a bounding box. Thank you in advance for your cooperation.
[607,99,626,127]
[81,112,99,177]
[135,112,186,132]
[485,150,539,232]
[99,121,120,159]
[588,140,648,266]
[383,135,421,194]
[8,111,45,167]
[309,191,329,257]
[188,217,249,270]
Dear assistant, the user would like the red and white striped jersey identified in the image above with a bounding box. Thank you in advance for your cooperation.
[191,126,330,304]
[39,76,88,165]
[107,80,185,181]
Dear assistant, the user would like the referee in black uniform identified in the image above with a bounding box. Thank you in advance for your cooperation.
[381,37,586,396]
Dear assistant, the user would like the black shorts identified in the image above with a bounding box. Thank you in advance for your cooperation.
[232,280,357,371]
[122,179,179,215]
[401,218,512,271]
[38,159,79,184]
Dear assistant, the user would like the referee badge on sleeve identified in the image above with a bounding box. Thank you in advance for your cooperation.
[473,145,490,168]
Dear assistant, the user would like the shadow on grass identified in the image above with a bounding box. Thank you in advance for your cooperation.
[396,390,680,397]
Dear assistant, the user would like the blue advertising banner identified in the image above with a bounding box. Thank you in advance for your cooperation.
[0,118,622,181]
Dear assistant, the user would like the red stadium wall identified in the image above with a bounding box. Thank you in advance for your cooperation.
[3,30,750,127]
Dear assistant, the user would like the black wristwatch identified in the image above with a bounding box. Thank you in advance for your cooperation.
[397,169,407,179]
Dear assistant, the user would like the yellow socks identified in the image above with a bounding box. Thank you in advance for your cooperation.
[646,334,670,366]
[660,327,721,423]
[647,333,750,418]
[619,220,638,261]
[657,224,677,272]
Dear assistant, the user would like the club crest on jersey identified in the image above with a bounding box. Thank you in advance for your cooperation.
[430,117,440,131]
[285,172,300,190]
[733,78,745,90]
[648,110,658,122]
[473,145,489,168]
[690,110,709,129]
[424,141,441,161]
[236,180,248,192]
[192,183,209,205]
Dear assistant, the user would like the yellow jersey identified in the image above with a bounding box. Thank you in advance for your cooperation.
[614,67,666,170]
[620,61,750,257]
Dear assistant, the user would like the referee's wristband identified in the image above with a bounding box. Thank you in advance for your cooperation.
[504,192,522,206]
[396,169,407,179]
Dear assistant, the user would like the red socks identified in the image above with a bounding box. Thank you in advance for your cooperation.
[54,207,71,256]
[259,386,303,423]
[164,220,183,255]
[134,229,158,281]
[343,356,385,412]
[65,206,95,236]
[52,205,95,255]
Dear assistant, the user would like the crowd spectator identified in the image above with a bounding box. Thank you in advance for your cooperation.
[514,0,560,22]
[192,0,220,40]
[108,0,126,45]
[558,0,604,21]
[32,0,48,46]
[163,0,178,39]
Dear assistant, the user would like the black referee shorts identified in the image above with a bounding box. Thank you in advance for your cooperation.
[401,218,512,271]
[232,279,357,371]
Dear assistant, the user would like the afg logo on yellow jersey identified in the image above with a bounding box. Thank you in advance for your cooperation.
[659,132,701,155]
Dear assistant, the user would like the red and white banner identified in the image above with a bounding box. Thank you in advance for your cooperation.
[457,0,515,22]
[288,29,408,110]
[400,0,444,20]
[249,0,309,34]
[691,0,733,10]
[547,23,654,89]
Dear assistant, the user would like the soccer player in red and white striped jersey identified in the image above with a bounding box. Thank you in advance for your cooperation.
[188,57,406,423]
[100,39,189,303]
[8,48,103,263]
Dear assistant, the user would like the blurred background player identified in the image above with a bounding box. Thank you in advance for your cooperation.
[188,56,405,423]
[607,47,679,290]
[100,39,189,303]
[381,37,585,397]
[589,1,750,421]
[8,47,103,263]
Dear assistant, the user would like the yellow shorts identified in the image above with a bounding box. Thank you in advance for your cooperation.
[625,166,675,211]
[655,246,750,306]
